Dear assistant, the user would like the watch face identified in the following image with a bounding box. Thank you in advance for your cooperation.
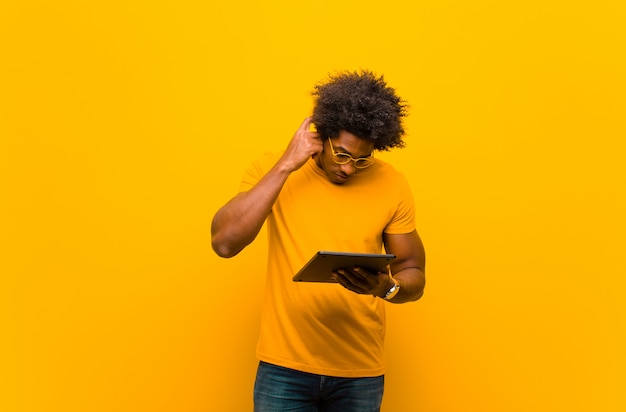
[384,280,400,300]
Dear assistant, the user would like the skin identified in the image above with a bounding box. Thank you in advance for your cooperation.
[315,129,375,184]
[211,117,425,303]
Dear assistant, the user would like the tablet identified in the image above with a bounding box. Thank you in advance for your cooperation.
[292,251,396,283]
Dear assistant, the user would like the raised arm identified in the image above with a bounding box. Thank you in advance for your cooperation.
[211,117,322,258]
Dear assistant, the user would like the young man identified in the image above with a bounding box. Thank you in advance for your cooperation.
[211,70,426,411]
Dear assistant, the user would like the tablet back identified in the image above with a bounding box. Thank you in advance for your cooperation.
[292,251,396,283]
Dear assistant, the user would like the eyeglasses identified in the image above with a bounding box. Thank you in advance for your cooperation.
[327,138,374,169]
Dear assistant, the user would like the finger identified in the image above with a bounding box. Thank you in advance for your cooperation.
[311,134,323,152]
[336,269,364,291]
[351,267,371,282]
[299,116,312,132]
[310,135,323,152]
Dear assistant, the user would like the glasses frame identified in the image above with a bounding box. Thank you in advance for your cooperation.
[327,138,374,169]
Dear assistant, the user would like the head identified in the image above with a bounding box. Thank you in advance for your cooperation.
[315,130,376,184]
[311,70,408,184]
[311,70,408,151]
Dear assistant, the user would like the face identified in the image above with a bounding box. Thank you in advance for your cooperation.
[315,130,375,185]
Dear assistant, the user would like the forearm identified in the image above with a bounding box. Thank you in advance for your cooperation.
[386,267,426,304]
[211,162,292,258]
[379,231,426,303]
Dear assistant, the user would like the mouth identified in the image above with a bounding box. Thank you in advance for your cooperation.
[334,173,350,182]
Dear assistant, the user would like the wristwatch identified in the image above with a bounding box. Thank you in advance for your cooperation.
[382,278,400,300]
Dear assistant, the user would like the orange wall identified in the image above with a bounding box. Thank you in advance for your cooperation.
[2,1,625,411]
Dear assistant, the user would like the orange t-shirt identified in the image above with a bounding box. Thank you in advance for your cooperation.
[240,154,415,377]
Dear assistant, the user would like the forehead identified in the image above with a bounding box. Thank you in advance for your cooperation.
[332,130,375,156]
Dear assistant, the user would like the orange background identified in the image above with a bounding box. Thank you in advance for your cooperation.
[2,1,625,411]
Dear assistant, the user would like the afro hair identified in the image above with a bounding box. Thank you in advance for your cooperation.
[311,70,408,151]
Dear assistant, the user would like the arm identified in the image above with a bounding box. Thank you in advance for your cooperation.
[381,230,426,303]
[211,117,322,258]
[332,230,426,303]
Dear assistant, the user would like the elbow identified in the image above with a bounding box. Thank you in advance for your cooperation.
[211,220,254,258]
[212,238,240,258]
[211,220,241,258]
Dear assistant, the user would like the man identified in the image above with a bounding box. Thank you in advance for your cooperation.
[211,70,426,411]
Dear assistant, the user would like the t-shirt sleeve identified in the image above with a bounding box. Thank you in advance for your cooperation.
[239,152,279,193]
[384,173,417,234]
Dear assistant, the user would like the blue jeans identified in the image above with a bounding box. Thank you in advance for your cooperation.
[253,361,384,412]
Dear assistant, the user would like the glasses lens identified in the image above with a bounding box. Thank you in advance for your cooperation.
[334,153,352,164]
[355,158,374,168]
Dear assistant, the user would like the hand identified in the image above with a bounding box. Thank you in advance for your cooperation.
[278,117,323,172]
[331,266,393,297]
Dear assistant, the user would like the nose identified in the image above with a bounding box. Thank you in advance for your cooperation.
[339,162,357,175]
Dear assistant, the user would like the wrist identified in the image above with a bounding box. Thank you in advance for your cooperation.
[379,277,401,301]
